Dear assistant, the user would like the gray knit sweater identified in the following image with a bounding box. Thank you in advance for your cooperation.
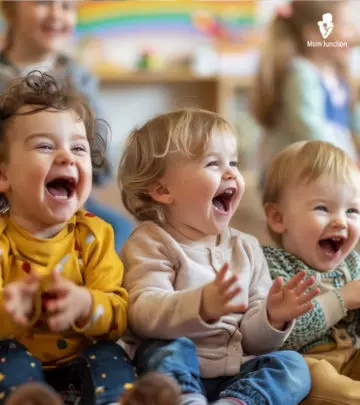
[263,246,360,353]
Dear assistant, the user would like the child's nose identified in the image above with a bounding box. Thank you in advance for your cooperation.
[55,149,75,165]
[223,168,236,180]
[332,215,347,229]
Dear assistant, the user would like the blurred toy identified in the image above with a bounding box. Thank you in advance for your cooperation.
[192,10,228,41]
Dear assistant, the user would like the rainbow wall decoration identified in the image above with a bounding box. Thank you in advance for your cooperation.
[77,1,257,40]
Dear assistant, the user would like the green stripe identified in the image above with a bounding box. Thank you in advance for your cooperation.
[77,13,253,32]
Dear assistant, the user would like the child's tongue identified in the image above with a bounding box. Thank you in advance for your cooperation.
[213,197,226,212]
[319,239,342,256]
[319,240,334,255]
[47,185,68,198]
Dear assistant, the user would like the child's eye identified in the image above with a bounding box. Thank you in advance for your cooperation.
[314,205,328,212]
[72,145,87,153]
[37,144,53,151]
[347,208,359,215]
[206,161,218,167]
[230,161,238,167]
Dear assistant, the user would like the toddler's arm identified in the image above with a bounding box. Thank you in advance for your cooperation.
[121,226,216,339]
[74,220,128,340]
[239,242,293,354]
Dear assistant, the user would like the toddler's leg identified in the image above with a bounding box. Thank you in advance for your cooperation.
[301,354,360,405]
[0,340,45,404]
[135,337,207,405]
[5,382,62,405]
[81,341,136,405]
[215,350,310,405]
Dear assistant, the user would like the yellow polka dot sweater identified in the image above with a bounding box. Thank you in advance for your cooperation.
[0,209,128,366]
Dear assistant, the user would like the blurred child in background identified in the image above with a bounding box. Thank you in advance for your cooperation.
[263,141,360,404]
[0,0,133,251]
[251,0,360,180]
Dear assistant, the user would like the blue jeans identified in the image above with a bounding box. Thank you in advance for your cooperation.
[0,339,136,405]
[85,196,134,252]
[135,337,311,405]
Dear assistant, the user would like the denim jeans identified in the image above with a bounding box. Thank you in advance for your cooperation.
[135,337,311,405]
[0,339,136,405]
[84,196,134,252]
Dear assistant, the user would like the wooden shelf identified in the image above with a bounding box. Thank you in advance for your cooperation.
[99,71,253,89]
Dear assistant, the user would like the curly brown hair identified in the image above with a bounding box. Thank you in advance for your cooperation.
[0,70,108,212]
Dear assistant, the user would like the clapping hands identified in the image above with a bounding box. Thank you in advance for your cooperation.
[200,264,320,329]
[267,271,320,330]
[3,270,92,332]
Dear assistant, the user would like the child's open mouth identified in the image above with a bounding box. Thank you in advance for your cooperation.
[212,188,236,214]
[318,236,346,258]
[46,177,76,201]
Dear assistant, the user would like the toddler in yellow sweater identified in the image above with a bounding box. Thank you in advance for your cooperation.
[0,71,135,405]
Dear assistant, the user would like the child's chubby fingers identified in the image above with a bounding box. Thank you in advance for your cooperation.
[269,276,284,295]
[294,275,316,296]
[223,286,242,303]
[218,273,238,295]
[284,270,306,290]
[12,311,28,327]
[215,263,229,284]
[4,299,28,326]
[297,287,320,306]
[45,273,70,298]
[20,279,40,295]
[4,295,16,316]
[292,301,315,318]
[47,312,71,333]
[3,284,15,301]
[46,295,69,314]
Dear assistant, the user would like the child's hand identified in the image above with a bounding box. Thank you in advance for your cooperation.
[200,263,247,322]
[4,271,40,326]
[45,270,92,332]
[267,271,320,330]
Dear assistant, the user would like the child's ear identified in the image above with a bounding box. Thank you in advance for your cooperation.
[148,181,174,205]
[0,164,10,193]
[264,202,286,234]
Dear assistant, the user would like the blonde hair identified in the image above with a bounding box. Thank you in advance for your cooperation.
[251,0,351,130]
[263,140,359,243]
[118,108,235,223]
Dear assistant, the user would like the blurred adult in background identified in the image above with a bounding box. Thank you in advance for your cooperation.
[0,0,134,251]
[251,0,360,184]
